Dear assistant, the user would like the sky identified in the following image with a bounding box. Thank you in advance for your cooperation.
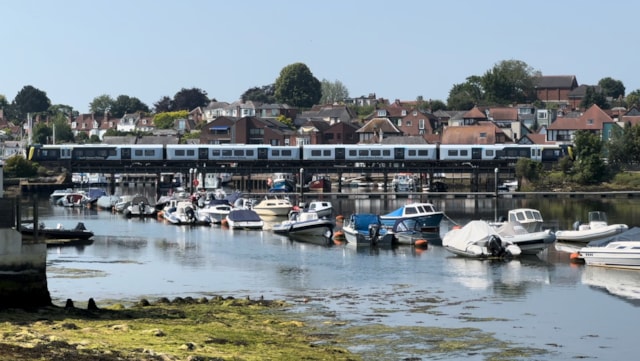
[2,0,639,114]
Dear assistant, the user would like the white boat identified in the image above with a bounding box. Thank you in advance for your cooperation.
[578,227,640,270]
[442,220,522,259]
[113,195,135,213]
[496,208,545,233]
[49,188,75,204]
[200,199,233,224]
[272,210,334,238]
[225,209,264,230]
[342,213,386,247]
[555,211,628,243]
[57,191,89,207]
[96,194,121,210]
[252,195,292,216]
[123,195,156,218]
[379,202,444,230]
[298,200,333,219]
[163,200,211,225]
[493,221,556,255]
[391,173,418,192]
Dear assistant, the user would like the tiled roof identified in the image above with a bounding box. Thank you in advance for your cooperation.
[535,75,578,89]
[356,118,401,133]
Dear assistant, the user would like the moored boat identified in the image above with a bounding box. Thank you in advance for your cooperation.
[226,209,264,230]
[442,220,522,259]
[272,210,334,239]
[21,221,94,242]
[493,221,556,255]
[342,213,386,247]
[252,195,292,216]
[379,202,443,231]
[555,211,628,243]
[578,227,640,270]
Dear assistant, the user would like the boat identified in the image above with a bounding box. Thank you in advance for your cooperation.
[442,220,522,259]
[391,173,418,192]
[96,194,121,210]
[578,227,640,270]
[21,221,94,242]
[379,216,439,246]
[297,200,333,219]
[555,211,628,243]
[200,199,233,224]
[496,208,545,233]
[113,194,135,213]
[492,221,556,255]
[307,174,332,192]
[341,213,387,246]
[252,195,293,216]
[272,210,334,238]
[83,188,108,206]
[49,188,75,204]
[163,200,211,225]
[225,209,264,230]
[123,195,157,218]
[379,202,444,231]
[268,172,296,192]
[57,191,89,207]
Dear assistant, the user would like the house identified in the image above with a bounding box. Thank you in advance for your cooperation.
[295,105,358,127]
[321,121,359,145]
[567,85,603,110]
[356,118,401,143]
[203,100,230,122]
[535,75,578,109]
[1,141,24,159]
[343,93,379,107]
[546,104,614,144]
[441,122,511,144]
[294,120,331,145]
[200,116,294,145]
[256,103,297,120]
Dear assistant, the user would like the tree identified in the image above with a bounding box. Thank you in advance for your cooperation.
[51,116,74,143]
[48,104,75,118]
[154,96,173,113]
[0,94,8,108]
[241,84,276,103]
[625,89,640,109]
[3,154,38,177]
[110,95,150,118]
[598,77,625,99]
[580,86,609,109]
[12,85,51,122]
[89,94,115,114]
[320,79,349,104]
[481,60,540,105]
[153,110,189,129]
[447,78,482,110]
[31,121,52,145]
[573,130,608,184]
[607,123,640,168]
[274,63,322,108]
[276,114,294,129]
[172,88,209,111]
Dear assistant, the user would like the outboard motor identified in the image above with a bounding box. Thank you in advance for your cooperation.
[185,207,196,222]
[368,224,380,242]
[487,235,504,257]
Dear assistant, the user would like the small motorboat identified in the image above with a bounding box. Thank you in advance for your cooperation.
[493,221,556,255]
[555,211,628,243]
[379,202,444,231]
[225,209,264,230]
[297,200,333,219]
[268,172,296,193]
[380,216,439,246]
[273,210,334,238]
[96,194,121,210]
[163,200,211,225]
[252,195,292,216]
[442,220,522,259]
[49,188,75,204]
[21,222,94,242]
[578,227,640,270]
[391,173,418,192]
[57,192,89,207]
[200,199,233,224]
[307,174,332,192]
[341,213,387,247]
[123,195,157,218]
[494,208,545,233]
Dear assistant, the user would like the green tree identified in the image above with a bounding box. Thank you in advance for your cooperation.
[89,94,115,114]
[52,116,74,143]
[580,86,609,109]
[447,78,482,110]
[241,84,276,103]
[153,110,189,129]
[276,114,294,129]
[31,121,52,144]
[481,60,539,105]
[274,63,322,108]
[88,134,101,143]
[573,130,608,184]
[3,154,38,177]
[12,85,51,122]
[110,95,150,118]
[154,96,173,113]
[75,132,89,143]
[598,77,625,99]
[172,88,209,111]
[607,123,640,168]
[625,89,640,109]
[0,94,8,108]
[320,79,349,104]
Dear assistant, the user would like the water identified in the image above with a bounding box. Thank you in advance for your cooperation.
[33,188,640,360]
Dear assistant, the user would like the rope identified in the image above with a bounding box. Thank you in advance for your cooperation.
[443,212,461,227]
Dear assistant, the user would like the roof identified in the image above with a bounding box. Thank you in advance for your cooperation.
[535,75,578,89]
[441,123,504,144]
[356,118,401,134]
[488,107,518,121]
[463,106,487,119]
[548,104,613,130]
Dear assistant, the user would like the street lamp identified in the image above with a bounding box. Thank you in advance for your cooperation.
[299,168,304,204]
[189,168,196,194]
[494,167,499,198]
[462,162,477,192]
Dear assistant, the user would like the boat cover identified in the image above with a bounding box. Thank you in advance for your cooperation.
[228,209,262,222]
[443,220,498,248]
[351,214,381,232]
[587,226,640,247]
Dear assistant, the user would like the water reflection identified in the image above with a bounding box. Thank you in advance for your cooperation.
[582,267,640,305]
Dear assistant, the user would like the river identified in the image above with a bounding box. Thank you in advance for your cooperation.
[33,187,639,360]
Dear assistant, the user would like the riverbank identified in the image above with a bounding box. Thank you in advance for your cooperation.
[0,296,358,361]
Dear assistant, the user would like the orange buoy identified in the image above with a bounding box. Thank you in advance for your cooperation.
[569,252,584,263]
[336,215,344,222]
[414,239,428,248]
[452,225,461,230]
[333,230,345,243]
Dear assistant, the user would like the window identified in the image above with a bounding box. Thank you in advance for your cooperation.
[397,119,402,126]
[448,149,458,156]
[401,110,407,116]
[377,110,386,116]
[479,132,486,138]
[587,119,594,125]
[419,119,425,129]
[406,121,412,127]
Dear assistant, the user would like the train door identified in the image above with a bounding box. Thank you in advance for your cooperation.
[121,148,131,160]
[471,147,483,160]
[335,148,345,161]
[394,147,405,160]
[198,147,208,160]
[257,147,269,160]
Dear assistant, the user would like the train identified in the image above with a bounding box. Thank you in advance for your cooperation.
[27,143,573,168]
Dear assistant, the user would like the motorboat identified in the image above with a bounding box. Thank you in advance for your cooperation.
[341,213,387,247]
[163,200,211,225]
[225,209,264,230]
[578,227,640,270]
[379,216,439,246]
[555,211,628,243]
[49,188,75,204]
[298,200,333,219]
[272,210,334,238]
[496,208,545,233]
[123,195,156,218]
[57,191,89,207]
[84,188,108,206]
[307,174,331,192]
[391,173,418,192]
[492,221,556,255]
[379,202,444,231]
[252,195,292,216]
[268,172,295,192]
[21,221,94,242]
[442,220,522,259]
[113,194,135,213]
[96,194,121,210]
[200,199,233,224]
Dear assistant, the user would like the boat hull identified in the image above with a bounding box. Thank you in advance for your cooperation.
[580,241,640,270]
[556,224,629,243]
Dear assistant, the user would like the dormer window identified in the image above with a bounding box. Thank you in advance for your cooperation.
[587,119,594,125]
[401,110,407,116]
[413,111,417,116]
[377,110,386,117]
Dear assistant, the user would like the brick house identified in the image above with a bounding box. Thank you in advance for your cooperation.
[441,122,511,144]
[535,75,578,110]
[546,104,614,144]
[200,116,293,145]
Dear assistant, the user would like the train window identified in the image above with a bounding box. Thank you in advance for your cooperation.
[272,150,280,156]
[246,150,254,156]
[486,150,494,157]
[371,150,381,156]
[408,150,416,156]
[311,150,322,156]
[174,149,184,156]
[144,149,155,156]
[349,150,357,157]
[447,149,458,156]
[281,149,292,156]
[383,150,391,156]
[323,150,331,156]
[233,150,244,156]
[186,149,195,156]
[460,150,468,156]
[221,150,232,156]
[358,150,368,156]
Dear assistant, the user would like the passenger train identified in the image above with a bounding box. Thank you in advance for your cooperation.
[28,143,572,167]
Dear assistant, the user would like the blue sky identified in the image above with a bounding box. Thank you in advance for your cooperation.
[2,0,638,114]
